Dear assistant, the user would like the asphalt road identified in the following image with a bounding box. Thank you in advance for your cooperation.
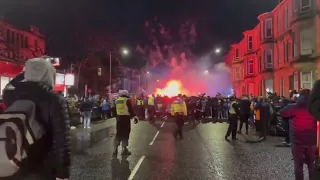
[70,118,319,180]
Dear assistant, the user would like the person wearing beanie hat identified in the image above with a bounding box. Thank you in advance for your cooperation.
[280,88,317,180]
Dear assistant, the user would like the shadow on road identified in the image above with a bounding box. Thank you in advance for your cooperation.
[111,156,131,180]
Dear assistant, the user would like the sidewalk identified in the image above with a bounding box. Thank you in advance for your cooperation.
[71,117,116,133]
[71,118,117,153]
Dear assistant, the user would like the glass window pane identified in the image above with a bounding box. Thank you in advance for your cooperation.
[0,76,10,95]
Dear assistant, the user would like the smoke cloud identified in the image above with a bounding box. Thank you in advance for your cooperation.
[137,17,232,96]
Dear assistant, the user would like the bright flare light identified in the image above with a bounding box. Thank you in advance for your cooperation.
[155,80,187,97]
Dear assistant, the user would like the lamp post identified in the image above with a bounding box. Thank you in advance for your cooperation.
[109,48,129,97]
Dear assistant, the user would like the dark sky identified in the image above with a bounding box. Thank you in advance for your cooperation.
[0,0,278,57]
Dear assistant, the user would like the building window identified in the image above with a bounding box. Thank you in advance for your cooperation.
[258,56,262,72]
[300,0,311,12]
[24,37,29,48]
[287,41,292,60]
[265,49,273,68]
[265,19,273,38]
[293,0,297,13]
[6,29,10,44]
[280,78,284,96]
[19,34,23,48]
[10,31,14,45]
[248,60,254,74]
[277,15,281,34]
[300,27,313,55]
[277,43,281,66]
[284,42,288,63]
[235,67,241,80]
[248,36,253,50]
[235,48,239,59]
[300,71,313,89]
[292,32,297,57]
[34,40,38,48]
[284,7,288,30]
[0,76,10,95]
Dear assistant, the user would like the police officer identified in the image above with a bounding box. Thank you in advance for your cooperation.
[225,96,240,141]
[147,94,155,123]
[114,90,138,155]
[171,94,187,140]
[136,94,145,120]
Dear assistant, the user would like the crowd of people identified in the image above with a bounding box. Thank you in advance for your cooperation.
[0,55,318,180]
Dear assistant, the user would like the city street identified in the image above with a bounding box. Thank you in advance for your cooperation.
[70,118,319,180]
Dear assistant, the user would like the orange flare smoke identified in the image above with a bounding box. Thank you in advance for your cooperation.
[155,80,189,97]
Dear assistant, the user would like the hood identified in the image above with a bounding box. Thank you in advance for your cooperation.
[24,57,56,89]
[241,96,249,100]
[296,95,308,106]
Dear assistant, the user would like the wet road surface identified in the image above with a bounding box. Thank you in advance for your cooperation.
[70,118,320,180]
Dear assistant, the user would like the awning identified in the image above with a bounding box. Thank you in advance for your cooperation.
[0,60,23,77]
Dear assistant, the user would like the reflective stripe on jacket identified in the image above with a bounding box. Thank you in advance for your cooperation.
[116,97,130,116]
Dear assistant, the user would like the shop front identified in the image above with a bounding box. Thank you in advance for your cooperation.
[0,61,24,95]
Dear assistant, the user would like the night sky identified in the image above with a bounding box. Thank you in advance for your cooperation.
[0,0,278,60]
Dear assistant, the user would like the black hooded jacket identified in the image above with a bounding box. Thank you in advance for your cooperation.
[9,82,71,179]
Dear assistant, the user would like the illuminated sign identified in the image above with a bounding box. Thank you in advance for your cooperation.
[65,73,75,86]
[56,73,65,85]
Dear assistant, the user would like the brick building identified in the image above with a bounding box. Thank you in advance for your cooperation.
[225,0,318,97]
[0,18,45,94]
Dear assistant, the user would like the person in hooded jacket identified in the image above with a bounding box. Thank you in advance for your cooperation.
[280,89,317,180]
[3,57,71,180]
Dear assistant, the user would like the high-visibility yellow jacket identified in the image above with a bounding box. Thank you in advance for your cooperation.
[115,97,130,116]
[148,97,155,105]
[170,98,187,116]
[137,99,144,105]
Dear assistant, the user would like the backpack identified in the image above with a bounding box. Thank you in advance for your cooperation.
[0,99,46,177]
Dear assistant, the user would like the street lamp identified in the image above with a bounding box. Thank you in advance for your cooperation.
[147,71,150,74]
[122,48,129,55]
[204,70,209,74]
[215,48,221,54]
[109,48,130,97]
[157,79,159,82]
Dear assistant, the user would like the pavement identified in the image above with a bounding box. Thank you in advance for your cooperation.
[70,118,320,180]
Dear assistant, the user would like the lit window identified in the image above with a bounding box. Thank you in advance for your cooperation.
[300,71,313,89]
[248,60,254,74]
[248,36,253,50]
[265,49,273,68]
[300,0,311,12]
[265,19,273,38]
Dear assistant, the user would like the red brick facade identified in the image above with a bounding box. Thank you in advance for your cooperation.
[0,18,45,94]
[225,0,320,97]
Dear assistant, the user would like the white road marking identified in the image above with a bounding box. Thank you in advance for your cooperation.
[128,155,145,180]
[149,131,160,145]
[160,121,165,128]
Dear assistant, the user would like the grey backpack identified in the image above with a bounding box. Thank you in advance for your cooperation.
[0,100,46,177]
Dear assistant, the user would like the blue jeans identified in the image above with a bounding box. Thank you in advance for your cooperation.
[83,111,92,128]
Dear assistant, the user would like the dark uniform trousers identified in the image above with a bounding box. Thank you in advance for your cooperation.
[174,114,185,137]
[226,113,238,139]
